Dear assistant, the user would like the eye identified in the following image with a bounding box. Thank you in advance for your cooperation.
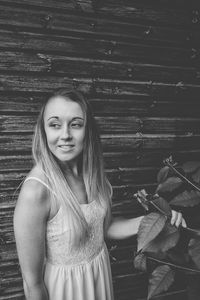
[49,123,61,129]
[71,122,83,128]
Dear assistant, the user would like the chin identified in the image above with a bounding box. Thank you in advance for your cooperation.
[57,152,81,163]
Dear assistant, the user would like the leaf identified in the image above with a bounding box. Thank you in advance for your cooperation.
[182,161,200,174]
[192,167,200,185]
[157,166,170,184]
[170,190,200,207]
[144,223,180,253]
[167,250,190,266]
[156,177,183,193]
[150,197,172,217]
[137,213,166,251]
[188,239,200,270]
[134,253,147,272]
[148,265,175,299]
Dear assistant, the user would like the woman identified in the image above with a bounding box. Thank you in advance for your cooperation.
[14,89,185,300]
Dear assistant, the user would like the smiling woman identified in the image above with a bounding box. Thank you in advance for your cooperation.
[13,89,185,300]
[13,89,115,300]
[44,95,86,165]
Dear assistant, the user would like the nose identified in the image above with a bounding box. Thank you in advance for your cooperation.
[60,125,72,140]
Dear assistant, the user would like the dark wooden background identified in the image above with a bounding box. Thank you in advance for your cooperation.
[1,0,200,299]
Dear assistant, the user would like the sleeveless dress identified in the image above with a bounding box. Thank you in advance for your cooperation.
[24,177,114,300]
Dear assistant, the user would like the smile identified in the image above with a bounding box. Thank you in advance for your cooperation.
[59,145,74,151]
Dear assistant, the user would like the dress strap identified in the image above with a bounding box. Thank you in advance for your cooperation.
[24,176,55,195]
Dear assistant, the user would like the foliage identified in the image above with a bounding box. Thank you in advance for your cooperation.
[134,156,200,299]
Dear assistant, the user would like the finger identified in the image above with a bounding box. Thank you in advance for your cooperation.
[170,210,177,226]
[175,212,182,227]
[181,218,187,228]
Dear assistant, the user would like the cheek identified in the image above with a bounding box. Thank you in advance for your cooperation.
[45,129,58,146]
[78,129,85,146]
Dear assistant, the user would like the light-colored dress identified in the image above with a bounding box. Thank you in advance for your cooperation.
[24,177,114,300]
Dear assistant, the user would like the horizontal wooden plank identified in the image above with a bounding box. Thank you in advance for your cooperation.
[1,92,200,117]
[1,75,200,100]
[0,292,24,300]
[0,133,200,155]
[141,117,200,133]
[1,114,200,134]
[0,0,93,13]
[104,149,200,169]
[0,155,33,171]
[0,51,198,83]
[0,0,198,28]
[113,273,148,294]
[101,133,200,152]
[0,3,197,48]
[0,29,196,66]
[0,287,24,300]
[90,1,200,29]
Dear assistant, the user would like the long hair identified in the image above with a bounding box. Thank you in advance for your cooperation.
[32,89,112,242]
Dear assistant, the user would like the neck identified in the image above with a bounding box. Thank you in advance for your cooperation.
[61,160,79,177]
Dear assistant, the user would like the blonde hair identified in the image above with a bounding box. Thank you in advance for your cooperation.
[32,89,112,241]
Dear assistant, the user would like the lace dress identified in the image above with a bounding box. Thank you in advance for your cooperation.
[24,177,114,300]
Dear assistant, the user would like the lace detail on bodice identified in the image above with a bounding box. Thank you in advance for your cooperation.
[46,201,106,266]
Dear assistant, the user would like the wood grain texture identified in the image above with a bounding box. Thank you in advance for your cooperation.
[1,0,200,299]
[0,0,199,28]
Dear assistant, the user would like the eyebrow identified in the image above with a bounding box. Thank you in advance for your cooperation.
[47,116,84,121]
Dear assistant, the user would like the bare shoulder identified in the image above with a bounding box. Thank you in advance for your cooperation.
[16,165,50,218]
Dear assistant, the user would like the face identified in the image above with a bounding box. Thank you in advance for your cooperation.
[44,96,85,167]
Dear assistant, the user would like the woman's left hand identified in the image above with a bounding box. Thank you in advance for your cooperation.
[170,210,187,228]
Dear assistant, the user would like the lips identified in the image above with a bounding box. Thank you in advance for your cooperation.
[59,144,74,147]
[58,145,74,150]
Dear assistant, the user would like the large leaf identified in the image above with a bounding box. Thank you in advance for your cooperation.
[134,253,147,272]
[188,239,200,270]
[137,213,166,251]
[167,249,190,266]
[170,190,200,207]
[157,166,170,184]
[156,177,183,193]
[182,161,200,174]
[144,223,180,253]
[192,167,200,185]
[151,197,171,217]
[148,265,175,299]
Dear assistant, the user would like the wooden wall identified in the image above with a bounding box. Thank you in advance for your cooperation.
[1,0,200,299]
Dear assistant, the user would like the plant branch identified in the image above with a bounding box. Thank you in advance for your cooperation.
[149,201,170,217]
[147,256,200,274]
[165,160,200,193]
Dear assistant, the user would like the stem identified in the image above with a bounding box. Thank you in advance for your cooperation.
[165,161,200,193]
[150,201,171,217]
[184,227,200,237]
[147,256,200,274]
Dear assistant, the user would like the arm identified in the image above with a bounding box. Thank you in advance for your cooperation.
[106,215,144,240]
[14,180,50,300]
[106,210,186,240]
